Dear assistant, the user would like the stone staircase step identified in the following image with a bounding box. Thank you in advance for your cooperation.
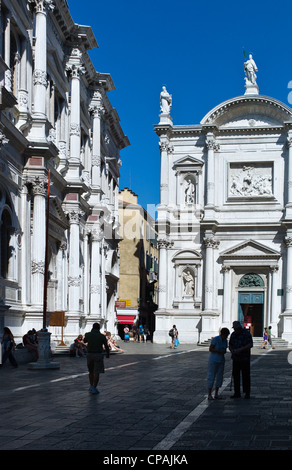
[198,337,289,348]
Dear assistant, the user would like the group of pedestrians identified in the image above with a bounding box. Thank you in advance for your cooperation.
[0,320,275,399]
[259,326,275,350]
[0,327,39,368]
[124,324,151,342]
[207,321,253,400]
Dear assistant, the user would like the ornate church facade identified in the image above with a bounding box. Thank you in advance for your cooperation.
[154,56,292,344]
[0,0,129,345]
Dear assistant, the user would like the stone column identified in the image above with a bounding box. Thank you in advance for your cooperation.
[285,236,292,313]
[67,209,82,315]
[159,141,169,207]
[222,265,231,325]
[31,177,47,308]
[286,132,292,218]
[89,100,104,197]
[65,50,85,181]
[205,132,219,209]
[203,234,216,312]
[29,0,54,118]
[89,225,102,318]
[269,265,279,327]
[157,239,170,310]
[4,12,11,91]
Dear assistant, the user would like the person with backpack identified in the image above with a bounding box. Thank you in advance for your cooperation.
[138,324,144,342]
[169,325,178,349]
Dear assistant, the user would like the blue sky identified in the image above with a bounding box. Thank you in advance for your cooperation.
[68,0,292,213]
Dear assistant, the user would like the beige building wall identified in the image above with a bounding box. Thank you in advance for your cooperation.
[118,188,159,330]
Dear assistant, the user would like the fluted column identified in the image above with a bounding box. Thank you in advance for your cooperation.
[285,236,292,313]
[65,50,85,181]
[159,140,170,206]
[203,233,219,312]
[286,132,292,218]
[89,97,104,195]
[90,225,102,318]
[67,210,82,315]
[31,177,47,307]
[222,265,231,325]
[29,0,54,118]
[157,239,171,310]
[269,265,279,327]
[4,12,11,91]
[205,132,219,209]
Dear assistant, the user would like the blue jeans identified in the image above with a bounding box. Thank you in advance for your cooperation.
[207,361,224,389]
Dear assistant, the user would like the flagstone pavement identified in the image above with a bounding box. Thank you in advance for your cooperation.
[1,340,292,454]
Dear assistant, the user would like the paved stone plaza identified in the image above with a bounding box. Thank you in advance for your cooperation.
[1,341,292,452]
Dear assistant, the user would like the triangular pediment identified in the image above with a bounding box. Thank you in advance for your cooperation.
[173,155,204,169]
[220,239,280,259]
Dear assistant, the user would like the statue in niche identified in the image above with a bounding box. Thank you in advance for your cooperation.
[160,86,172,114]
[182,270,194,296]
[244,54,258,85]
[184,178,195,204]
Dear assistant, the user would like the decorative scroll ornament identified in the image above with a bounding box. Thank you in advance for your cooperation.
[68,276,81,287]
[32,260,45,274]
[33,69,47,87]
[70,123,80,137]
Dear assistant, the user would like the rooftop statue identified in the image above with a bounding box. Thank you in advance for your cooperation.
[160,86,172,115]
[244,54,259,94]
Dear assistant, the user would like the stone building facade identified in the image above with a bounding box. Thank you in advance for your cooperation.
[0,0,129,345]
[154,59,292,344]
[117,188,159,337]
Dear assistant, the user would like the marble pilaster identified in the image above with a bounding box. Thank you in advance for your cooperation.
[31,176,47,308]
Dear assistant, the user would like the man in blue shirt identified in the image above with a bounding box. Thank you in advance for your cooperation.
[229,321,253,399]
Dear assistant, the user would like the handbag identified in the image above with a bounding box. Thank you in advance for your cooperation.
[174,338,179,347]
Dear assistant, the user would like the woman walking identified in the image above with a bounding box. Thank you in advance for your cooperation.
[1,327,18,368]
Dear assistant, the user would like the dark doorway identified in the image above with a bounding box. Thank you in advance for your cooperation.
[240,303,263,337]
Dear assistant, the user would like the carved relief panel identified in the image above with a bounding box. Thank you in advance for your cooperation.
[228,162,273,199]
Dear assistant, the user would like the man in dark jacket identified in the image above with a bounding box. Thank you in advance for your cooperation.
[84,323,110,394]
[229,321,253,399]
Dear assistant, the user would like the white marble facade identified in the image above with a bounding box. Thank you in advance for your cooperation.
[0,0,129,345]
[154,64,292,344]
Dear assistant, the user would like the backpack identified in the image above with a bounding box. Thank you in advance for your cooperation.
[169,328,174,337]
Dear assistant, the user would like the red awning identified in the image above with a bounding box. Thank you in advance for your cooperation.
[117,315,136,324]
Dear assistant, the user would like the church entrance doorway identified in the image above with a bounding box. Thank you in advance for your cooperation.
[238,291,264,337]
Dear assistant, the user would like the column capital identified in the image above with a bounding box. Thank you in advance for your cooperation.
[205,132,220,151]
[28,0,55,13]
[203,235,219,248]
[31,176,47,197]
[88,103,105,118]
[157,238,173,249]
[65,209,84,225]
[65,63,85,79]
[222,264,231,273]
